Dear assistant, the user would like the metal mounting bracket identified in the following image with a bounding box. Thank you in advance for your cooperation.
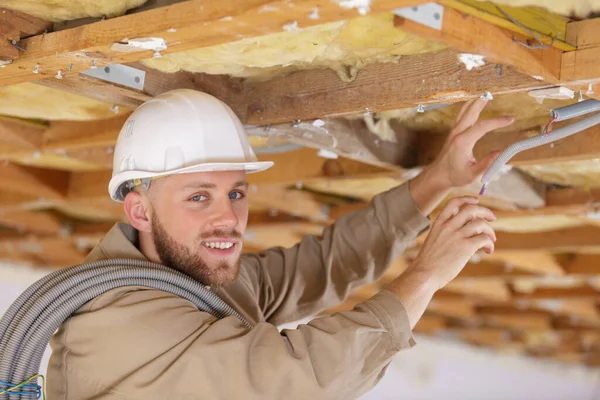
[393,3,444,31]
[80,64,146,90]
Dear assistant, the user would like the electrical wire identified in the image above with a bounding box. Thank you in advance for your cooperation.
[543,116,557,136]
[0,374,45,399]
[496,6,557,49]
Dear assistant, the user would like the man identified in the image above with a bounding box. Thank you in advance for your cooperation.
[47,89,512,399]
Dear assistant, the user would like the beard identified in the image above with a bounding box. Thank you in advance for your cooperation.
[151,215,242,287]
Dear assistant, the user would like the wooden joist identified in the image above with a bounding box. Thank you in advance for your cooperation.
[0,0,430,86]
[0,210,63,235]
[442,0,573,51]
[0,118,45,155]
[495,226,600,252]
[0,8,52,62]
[0,163,69,200]
[35,63,243,112]
[394,5,562,83]
[243,48,548,125]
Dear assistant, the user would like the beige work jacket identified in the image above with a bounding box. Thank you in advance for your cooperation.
[46,181,430,399]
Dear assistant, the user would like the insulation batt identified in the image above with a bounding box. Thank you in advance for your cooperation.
[0,0,147,22]
[141,13,445,82]
[0,83,131,121]
[486,0,600,18]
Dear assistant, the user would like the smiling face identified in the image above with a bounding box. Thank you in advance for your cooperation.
[124,170,249,287]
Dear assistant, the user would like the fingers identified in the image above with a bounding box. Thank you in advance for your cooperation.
[472,150,501,177]
[454,99,475,126]
[460,219,496,242]
[436,196,479,224]
[452,98,489,135]
[468,233,496,255]
[447,204,496,230]
[464,117,515,147]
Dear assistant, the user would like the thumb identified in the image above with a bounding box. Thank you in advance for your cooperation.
[473,150,501,177]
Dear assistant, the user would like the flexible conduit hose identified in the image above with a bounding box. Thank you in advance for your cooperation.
[551,99,600,121]
[481,111,600,190]
[0,258,251,399]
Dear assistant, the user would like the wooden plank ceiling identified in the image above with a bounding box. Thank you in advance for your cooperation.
[2,0,600,367]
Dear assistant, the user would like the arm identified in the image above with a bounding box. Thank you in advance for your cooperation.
[242,180,430,326]
[49,287,418,400]
[54,194,497,400]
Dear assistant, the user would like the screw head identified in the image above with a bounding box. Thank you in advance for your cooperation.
[104,66,110,73]
[134,76,141,83]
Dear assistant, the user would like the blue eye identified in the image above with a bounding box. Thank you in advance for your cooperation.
[190,195,207,202]
[229,191,244,200]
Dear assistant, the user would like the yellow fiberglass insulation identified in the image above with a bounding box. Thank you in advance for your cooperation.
[0,83,131,121]
[518,159,600,188]
[141,13,445,83]
[487,0,599,18]
[0,0,147,22]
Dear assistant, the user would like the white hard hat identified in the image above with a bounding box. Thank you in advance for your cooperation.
[108,89,273,202]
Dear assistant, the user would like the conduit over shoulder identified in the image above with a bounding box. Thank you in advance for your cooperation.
[0,258,250,399]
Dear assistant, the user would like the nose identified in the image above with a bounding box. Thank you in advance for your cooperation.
[210,198,238,229]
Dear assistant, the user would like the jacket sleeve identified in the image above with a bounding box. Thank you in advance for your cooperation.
[241,180,430,325]
[48,287,417,400]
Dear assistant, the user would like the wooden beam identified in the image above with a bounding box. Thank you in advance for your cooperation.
[35,63,245,113]
[566,19,600,50]
[427,298,476,319]
[0,118,45,155]
[561,19,600,87]
[563,254,600,275]
[0,8,52,61]
[494,226,600,251]
[460,328,512,347]
[394,6,562,83]
[444,279,511,302]
[244,48,549,125]
[248,185,332,223]
[243,222,324,251]
[442,0,573,51]
[0,237,85,267]
[35,73,151,109]
[414,315,447,334]
[43,115,127,151]
[0,163,69,200]
[0,210,63,235]
[561,47,600,86]
[479,312,552,330]
[65,148,393,201]
[483,251,565,275]
[0,0,429,86]
[456,261,538,280]
[513,286,600,301]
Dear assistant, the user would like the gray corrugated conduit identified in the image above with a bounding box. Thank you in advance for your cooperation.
[480,100,600,194]
[0,258,251,399]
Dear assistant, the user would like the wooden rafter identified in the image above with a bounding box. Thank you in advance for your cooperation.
[243,49,549,125]
[0,8,52,61]
[394,5,562,83]
[0,0,430,85]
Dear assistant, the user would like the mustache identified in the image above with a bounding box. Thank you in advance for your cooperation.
[199,229,242,240]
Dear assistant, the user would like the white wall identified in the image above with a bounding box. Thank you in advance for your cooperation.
[1,262,599,399]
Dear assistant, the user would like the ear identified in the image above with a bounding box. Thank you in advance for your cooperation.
[123,191,152,233]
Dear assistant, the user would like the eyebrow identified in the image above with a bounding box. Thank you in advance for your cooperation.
[182,180,248,191]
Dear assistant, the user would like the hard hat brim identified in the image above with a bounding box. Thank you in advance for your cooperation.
[109,160,274,202]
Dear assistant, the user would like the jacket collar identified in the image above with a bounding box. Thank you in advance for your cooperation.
[84,222,147,263]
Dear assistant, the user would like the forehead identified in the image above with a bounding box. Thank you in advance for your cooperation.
[159,170,248,190]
